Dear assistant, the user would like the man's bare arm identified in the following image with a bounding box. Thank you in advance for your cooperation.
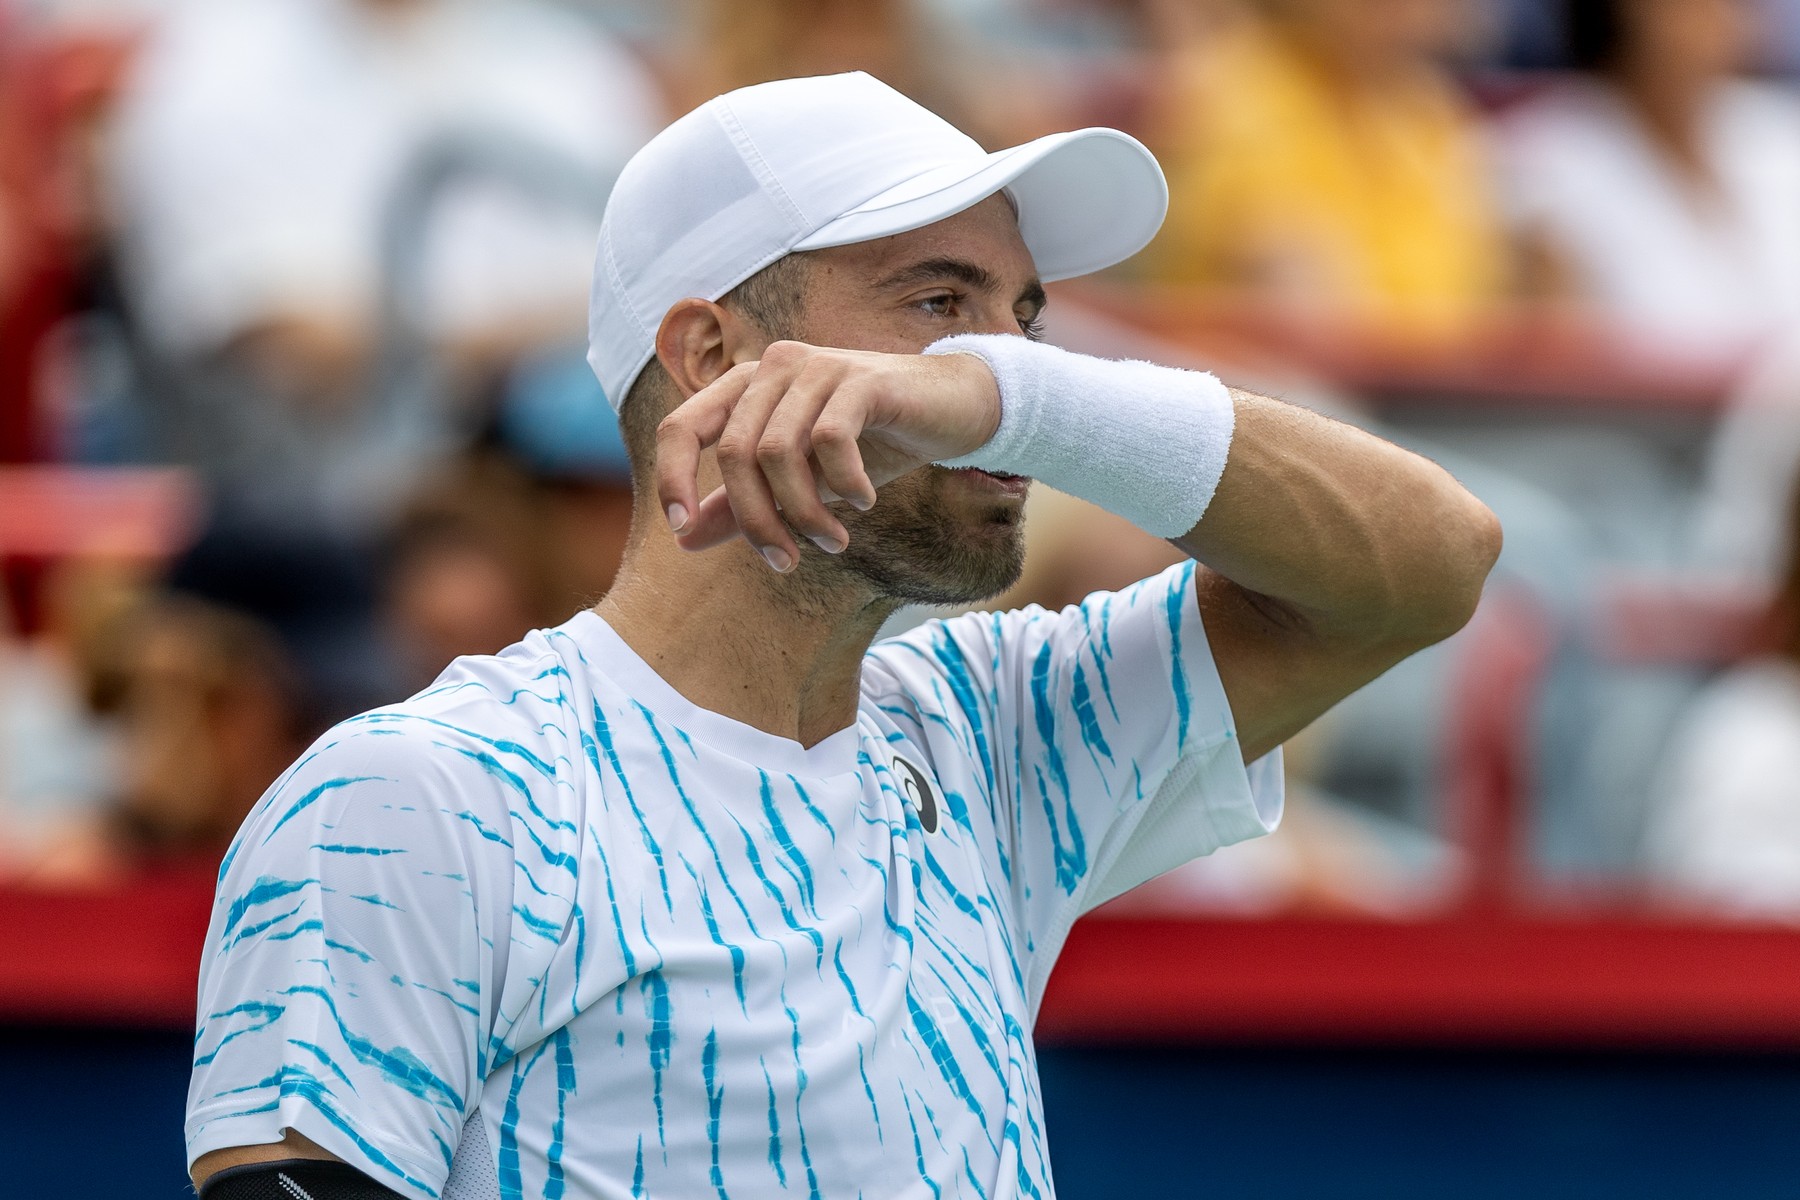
[1177,389,1503,763]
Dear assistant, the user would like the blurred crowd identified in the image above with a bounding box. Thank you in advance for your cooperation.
[5,0,1800,922]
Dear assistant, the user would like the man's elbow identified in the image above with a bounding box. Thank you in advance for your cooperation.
[1395,493,1503,650]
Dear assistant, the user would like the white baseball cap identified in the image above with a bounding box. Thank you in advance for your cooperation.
[587,71,1168,412]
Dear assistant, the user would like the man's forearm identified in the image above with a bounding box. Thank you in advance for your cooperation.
[1176,389,1503,654]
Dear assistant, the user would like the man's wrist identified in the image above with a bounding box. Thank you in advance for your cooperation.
[923,333,1234,538]
[924,348,1004,460]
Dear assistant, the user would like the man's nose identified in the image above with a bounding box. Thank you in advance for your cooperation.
[972,308,1025,338]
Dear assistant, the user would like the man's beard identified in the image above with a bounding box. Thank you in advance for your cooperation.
[802,468,1027,607]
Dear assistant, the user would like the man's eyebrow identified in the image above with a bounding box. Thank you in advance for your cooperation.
[876,256,1046,312]
[876,257,1000,293]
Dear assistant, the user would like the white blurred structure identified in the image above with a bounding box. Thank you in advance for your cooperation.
[1645,659,1800,919]
[109,0,663,355]
[1498,77,1800,359]
[1691,332,1800,576]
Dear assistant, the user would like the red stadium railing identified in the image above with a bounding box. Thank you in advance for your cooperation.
[0,865,216,1027]
[1040,909,1800,1049]
[0,465,201,560]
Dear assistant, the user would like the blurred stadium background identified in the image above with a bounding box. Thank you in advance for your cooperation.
[7,0,1800,1194]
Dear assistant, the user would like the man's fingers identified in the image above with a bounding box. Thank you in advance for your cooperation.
[714,361,803,569]
[757,366,852,553]
[659,344,897,568]
[811,389,878,511]
[678,486,741,550]
[656,363,754,533]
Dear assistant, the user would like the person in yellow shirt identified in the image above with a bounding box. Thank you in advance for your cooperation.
[1144,0,1508,339]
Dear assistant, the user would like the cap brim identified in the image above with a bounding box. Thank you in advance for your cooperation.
[791,127,1168,282]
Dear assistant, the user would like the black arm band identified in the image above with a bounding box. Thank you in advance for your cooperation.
[199,1159,408,1200]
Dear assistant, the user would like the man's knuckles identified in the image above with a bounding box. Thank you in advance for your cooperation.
[811,416,854,448]
[714,429,758,464]
[759,340,813,369]
[756,432,807,467]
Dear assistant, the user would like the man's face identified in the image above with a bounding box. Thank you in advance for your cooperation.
[779,193,1047,606]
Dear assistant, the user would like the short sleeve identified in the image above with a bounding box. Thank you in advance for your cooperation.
[867,560,1282,1006]
[185,721,529,1198]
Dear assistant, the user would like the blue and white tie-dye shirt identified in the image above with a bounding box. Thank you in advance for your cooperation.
[186,560,1282,1199]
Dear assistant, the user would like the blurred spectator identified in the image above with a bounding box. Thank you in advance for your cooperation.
[0,543,158,862]
[107,0,663,529]
[1765,0,1800,74]
[684,0,939,105]
[1497,0,1800,360]
[113,0,660,360]
[381,454,556,691]
[19,594,307,887]
[0,541,306,889]
[376,440,634,691]
[1646,474,1800,919]
[1691,331,1800,576]
[89,0,664,718]
[0,584,114,876]
[1139,0,1509,339]
[676,0,1021,146]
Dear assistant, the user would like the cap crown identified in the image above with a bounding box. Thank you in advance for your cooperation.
[587,72,985,409]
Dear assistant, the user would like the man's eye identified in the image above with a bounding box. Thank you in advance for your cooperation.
[1019,313,1045,340]
[919,293,959,317]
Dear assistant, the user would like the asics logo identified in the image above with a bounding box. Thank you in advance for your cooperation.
[891,753,939,834]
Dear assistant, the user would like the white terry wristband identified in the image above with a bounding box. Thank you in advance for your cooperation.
[925,333,1234,539]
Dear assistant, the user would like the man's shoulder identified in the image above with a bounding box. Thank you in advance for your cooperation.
[229,643,596,882]
[272,628,595,806]
[385,625,591,734]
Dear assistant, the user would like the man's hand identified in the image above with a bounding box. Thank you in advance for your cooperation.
[654,340,1001,571]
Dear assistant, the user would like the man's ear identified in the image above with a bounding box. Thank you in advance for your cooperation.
[654,300,768,399]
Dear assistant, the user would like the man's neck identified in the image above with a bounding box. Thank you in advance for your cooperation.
[594,531,899,749]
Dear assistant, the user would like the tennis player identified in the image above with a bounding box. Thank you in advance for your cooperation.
[186,72,1501,1198]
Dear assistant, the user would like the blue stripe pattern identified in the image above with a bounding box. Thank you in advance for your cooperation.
[188,563,1249,1200]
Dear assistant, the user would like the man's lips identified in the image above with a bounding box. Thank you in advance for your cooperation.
[950,467,1031,497]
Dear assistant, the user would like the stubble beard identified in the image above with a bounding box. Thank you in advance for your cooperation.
[795,468,1028,608]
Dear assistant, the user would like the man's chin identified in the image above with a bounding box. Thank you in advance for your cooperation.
[820,478,1028,607]
[834,537,1024,608]
[899,541,1025,608]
